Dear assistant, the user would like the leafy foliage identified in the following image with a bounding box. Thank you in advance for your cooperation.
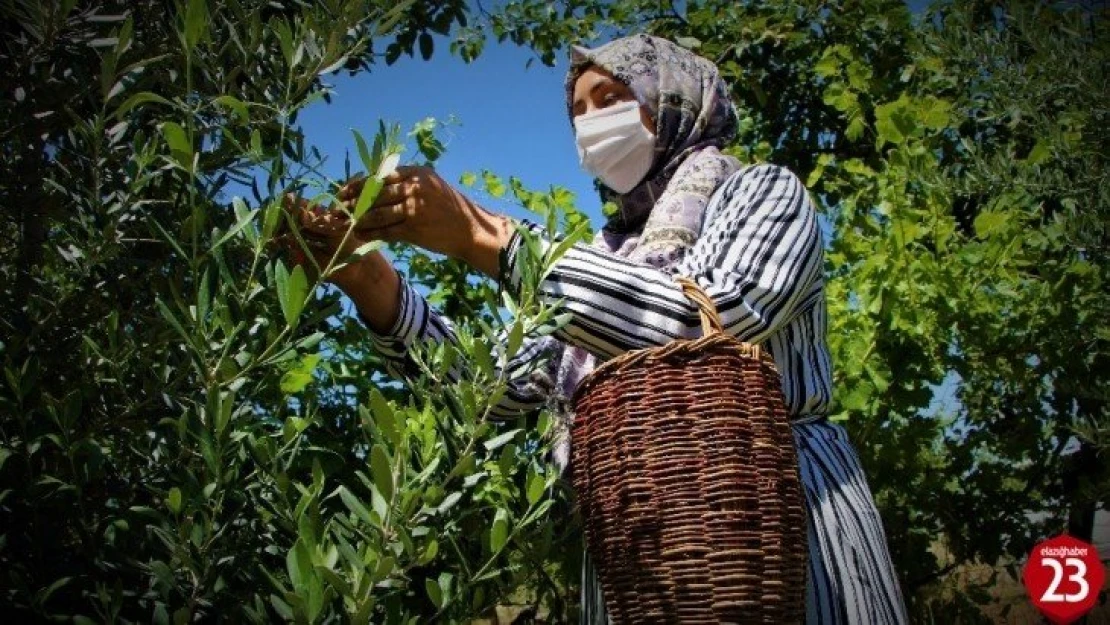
[0,0,592,621]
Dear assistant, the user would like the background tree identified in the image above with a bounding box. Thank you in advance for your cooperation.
[0,0,588,621]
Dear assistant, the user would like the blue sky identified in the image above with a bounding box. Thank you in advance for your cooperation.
[295,6,964,416]
[297,35,600,229]
[296,0,933,239]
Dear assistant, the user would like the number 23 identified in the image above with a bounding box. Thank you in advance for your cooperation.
[1041,557,1089,603]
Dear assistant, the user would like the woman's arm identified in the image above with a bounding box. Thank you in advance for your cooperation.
[290,185,560,422]
[345,262,563,421]
[500,164,824,357]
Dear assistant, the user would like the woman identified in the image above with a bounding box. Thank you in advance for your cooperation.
[291,34,908,624]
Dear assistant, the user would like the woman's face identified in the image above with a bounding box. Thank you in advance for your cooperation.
[571,65,654,131]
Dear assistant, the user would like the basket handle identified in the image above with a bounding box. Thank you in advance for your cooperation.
[674,276,766,361]
[675,276,725,337]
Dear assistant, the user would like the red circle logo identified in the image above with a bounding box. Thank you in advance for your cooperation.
[1023,533,1105,624]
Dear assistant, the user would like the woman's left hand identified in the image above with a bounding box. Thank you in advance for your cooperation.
[333,166,514,278]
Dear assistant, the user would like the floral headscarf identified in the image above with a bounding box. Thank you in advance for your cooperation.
[565,33,740,235]
[546,34,743,470]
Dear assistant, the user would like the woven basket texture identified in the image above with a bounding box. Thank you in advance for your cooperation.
[570,277,808,624]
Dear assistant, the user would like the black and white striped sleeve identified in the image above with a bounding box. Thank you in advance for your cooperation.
[501,164,823,361]
[359,268,562,421]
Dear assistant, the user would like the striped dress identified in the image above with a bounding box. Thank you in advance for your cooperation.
[364,164,909,624]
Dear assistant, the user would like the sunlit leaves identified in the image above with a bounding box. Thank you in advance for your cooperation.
[410,117,445,162]
[481,170,506,198]
[279,353,320,394]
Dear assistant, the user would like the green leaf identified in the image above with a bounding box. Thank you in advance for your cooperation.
[280,371,313,395]
[674,36,701,49]
[156,298,193,347]
[873,96,917,147]
[280,265,308,327]
[973,211,1009,238]
[437,572,453,605]
[167,487,182,514]
[262,199,283,240]
[275,261,290,318]
[840,383,872,412]
[490,509,509,553]
[919,97,952,129]
[211,203,258,250]
[114,91,172,118]
[483,428,521,452]
[38,576,73,605]
[183,0,209,50]
[471,340,494,379]
[196,268,210,324]
[483,171,505,198]
[352,129,373,172]
[353,176,383,220]
[1026,139,1051,165]
[376,152,400,181]
[213,95,249,123]
[814,52,840,78]
[286,538,312,589]
[369,484,389,521]
[846,115,866,142]
[316,566,352,597]
[437,492,462,515]
[425,578,443,608]
[526,466,545,506]
[506,322,523,359]
[338,486,375,526]
[317,55,350,76]
[160,122,191,166]
[459,171,477,187]
[347,240,383,261]
[370,444,393,502]
[369,388,400,446]
[420,538,439,564]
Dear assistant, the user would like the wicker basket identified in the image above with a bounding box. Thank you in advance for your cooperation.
[570,276,808,624]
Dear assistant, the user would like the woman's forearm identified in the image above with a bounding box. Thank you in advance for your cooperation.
[339,252,403,334]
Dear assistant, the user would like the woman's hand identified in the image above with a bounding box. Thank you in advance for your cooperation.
[272,194,377,288]
[338,166,516,279]
[272,193,402,333]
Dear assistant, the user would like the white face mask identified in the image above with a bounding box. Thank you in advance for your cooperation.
[574,100,656,194]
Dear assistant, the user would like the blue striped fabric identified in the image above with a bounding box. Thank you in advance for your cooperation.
[361,164,908,623]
